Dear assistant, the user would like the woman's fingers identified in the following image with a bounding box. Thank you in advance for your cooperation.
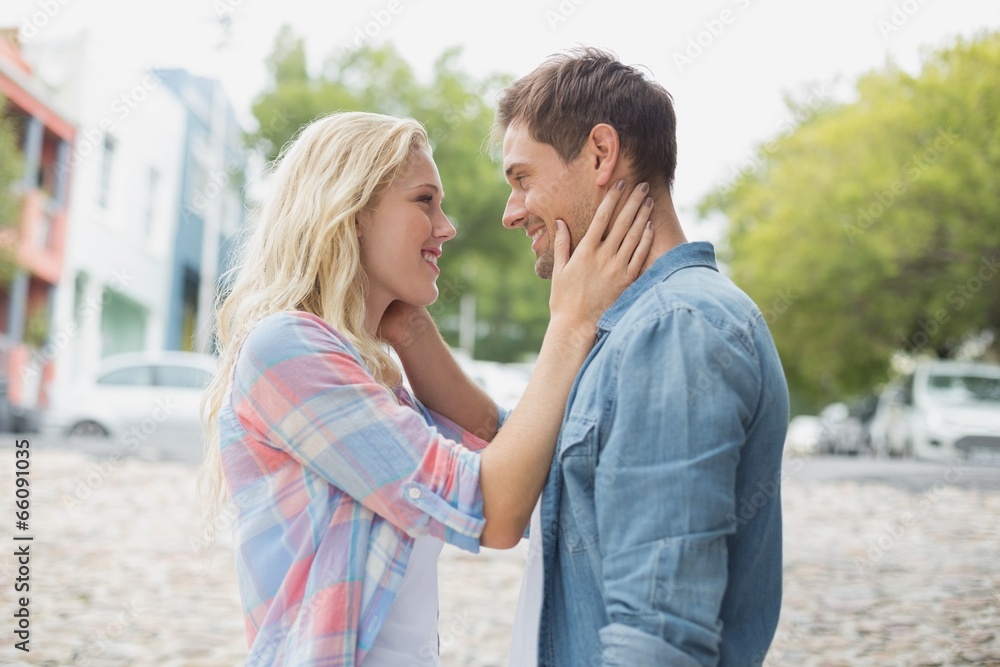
[577,179,627,251]
[602,182,650,253]
[616,196,654,275]
[552,219,571,273]
[554,180,655,282]
[626,215,655,279]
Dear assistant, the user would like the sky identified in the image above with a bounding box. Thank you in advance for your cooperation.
[1,0,998,242]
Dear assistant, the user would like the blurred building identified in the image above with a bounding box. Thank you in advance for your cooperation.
[154,69,246,354]
[14,32,246,399]
[0,28,74,427]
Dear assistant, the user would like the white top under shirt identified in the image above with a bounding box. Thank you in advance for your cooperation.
[364,535,444,666]
[508,499,543,667]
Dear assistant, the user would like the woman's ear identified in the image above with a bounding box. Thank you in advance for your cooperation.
[585,124,621,188]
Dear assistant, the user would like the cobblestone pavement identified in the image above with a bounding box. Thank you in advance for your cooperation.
[0,448,997,666]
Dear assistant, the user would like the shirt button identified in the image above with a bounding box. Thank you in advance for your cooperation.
[408,487,422,499]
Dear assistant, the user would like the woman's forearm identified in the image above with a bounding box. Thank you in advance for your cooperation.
[477,316,594,548]
[392,309,500,440]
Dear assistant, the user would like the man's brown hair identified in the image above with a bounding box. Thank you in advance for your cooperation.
[493,47,678,190]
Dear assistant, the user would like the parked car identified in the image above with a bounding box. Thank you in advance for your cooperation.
[450,350,530,411]
[391,348,532,411]
[784,414,822,456]
[869,381,912,457]
[817,395,877,455]
[42,351,218,446]
[871,361,1000,461]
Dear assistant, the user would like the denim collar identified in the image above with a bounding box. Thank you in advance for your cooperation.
[597,241,719,333]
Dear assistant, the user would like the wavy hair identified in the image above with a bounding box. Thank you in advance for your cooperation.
[199,111,429,516]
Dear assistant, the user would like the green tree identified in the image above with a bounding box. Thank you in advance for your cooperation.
[249,30,550,361]
[700,31,1000,411]
[0,95,23,286]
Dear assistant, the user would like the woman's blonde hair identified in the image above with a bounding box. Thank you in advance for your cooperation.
[199,111,429,516]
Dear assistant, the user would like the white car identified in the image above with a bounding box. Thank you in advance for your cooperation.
[784,415,822,456]
[869,382,912,457]
[389,348,532,411]
[43,351,218,447]
[875,361,1000,461]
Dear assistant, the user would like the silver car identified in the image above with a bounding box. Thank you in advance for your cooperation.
[42,351,217,448]
[871,361,1000,461]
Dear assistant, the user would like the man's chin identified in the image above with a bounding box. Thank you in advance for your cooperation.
[534,254,554,280]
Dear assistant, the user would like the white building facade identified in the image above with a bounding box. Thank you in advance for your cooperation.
[22,32,244,390]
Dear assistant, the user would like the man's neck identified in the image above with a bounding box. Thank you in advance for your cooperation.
[640,197,687,274]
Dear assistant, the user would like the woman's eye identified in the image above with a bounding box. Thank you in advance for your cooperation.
[418,195,434,204]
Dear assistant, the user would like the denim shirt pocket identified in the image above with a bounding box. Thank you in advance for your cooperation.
[558,415,601,554]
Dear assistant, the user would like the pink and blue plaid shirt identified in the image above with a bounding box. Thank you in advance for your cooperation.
[218,311,497,666]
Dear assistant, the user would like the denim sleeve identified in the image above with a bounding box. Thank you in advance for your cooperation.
[595,309,760,666]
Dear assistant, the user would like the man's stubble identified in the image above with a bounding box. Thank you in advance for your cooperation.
[534,197,595,280]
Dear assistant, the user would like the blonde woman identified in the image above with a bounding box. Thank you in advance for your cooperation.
[200,111,654,666]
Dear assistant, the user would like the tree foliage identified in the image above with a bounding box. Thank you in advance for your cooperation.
[249,28,550,360]
[0,95,24,286]
[700,31,1000,410]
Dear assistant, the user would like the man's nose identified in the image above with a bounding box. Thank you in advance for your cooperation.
[502,191,526,229]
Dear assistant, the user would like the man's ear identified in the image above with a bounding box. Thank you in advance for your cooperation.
[584,123,621,188]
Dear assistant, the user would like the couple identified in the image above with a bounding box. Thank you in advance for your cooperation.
[200,48,789,666]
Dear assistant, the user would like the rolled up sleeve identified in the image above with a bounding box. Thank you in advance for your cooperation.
[424,402,509,453]
[596,311,760,665]
[232,312,486,552]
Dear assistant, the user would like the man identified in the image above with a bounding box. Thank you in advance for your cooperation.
[495,48,790,666]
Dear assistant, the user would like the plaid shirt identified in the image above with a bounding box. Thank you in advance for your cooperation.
[218,311,496,666]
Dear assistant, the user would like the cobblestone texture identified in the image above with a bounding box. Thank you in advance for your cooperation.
[0,449,996,666]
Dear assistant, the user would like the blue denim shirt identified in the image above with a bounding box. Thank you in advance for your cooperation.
[537,242,789,667]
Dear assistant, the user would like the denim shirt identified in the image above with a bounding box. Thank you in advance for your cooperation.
[537,242,789,667]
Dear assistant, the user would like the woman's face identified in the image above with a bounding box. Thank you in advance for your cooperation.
[359,146,456,311]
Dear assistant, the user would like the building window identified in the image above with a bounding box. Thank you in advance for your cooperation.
[98,134,116,209]
[181,267,200,352]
